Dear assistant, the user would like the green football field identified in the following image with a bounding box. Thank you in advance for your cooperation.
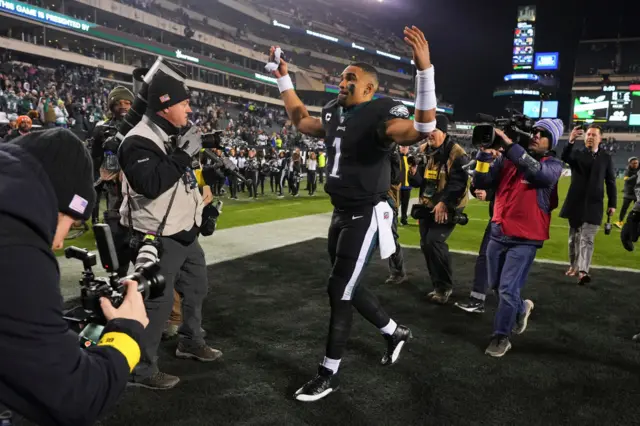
[57,177,639,269]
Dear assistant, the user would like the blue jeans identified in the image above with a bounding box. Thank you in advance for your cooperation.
[487,238,537,337]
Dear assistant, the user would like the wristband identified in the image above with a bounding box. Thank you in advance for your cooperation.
[414,120,436,133]
[98,332,141,373]
[415,66,437,111]
[277,75,294,93]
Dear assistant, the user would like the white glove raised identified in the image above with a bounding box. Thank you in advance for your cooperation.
[176,126,202,157]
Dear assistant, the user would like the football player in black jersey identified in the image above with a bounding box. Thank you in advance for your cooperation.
[266,26,438,402]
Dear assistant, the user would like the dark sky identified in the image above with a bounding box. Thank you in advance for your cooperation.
[354,0,639,122]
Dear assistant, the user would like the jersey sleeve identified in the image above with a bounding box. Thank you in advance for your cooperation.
[375,98,410,148]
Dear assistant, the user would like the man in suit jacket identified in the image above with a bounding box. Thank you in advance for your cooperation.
[559,125,617,285]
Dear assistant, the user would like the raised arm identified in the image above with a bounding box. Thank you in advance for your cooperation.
[385,27,437,146]
[268,47,325,138]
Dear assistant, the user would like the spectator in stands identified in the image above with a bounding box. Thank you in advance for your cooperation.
[616,157,639,228]
[3,115,32,142]
[560,125,617,285]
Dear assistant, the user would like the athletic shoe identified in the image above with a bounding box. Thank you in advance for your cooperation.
[294,365,339,402]
[381,325,412,366]
[513,300,534,334]
[176,343,223,362]
[127,371,180,390]
[385,274,408,285]
[455,297,485,314]
[485,335,511,358]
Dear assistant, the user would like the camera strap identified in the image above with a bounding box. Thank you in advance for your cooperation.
[125,182,180,238]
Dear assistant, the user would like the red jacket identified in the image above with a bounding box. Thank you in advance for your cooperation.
[473,144,563,243]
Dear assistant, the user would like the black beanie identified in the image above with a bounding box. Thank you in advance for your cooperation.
[11,128,96,221]
[147,72,191,112]
[435,114,449,134]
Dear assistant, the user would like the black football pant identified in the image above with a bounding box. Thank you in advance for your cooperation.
[325,205,391,360]
[419,217,456,292]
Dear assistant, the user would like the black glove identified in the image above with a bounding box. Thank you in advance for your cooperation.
[621,209,640,252]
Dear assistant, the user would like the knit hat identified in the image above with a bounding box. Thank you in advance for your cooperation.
[108,86,135,111]
[11,128,96,221]
[435,114,449,134]
[629,157,638,163]
[533,118,564,149]
[147,72,190,112]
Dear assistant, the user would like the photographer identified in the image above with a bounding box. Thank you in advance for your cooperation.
[408,115,469,304]
[0,128,148,426]
[473,118,564,358]
[616,157,638,228]
[385,146,408,285]
[91,86,134,226]
[118,73,221,390]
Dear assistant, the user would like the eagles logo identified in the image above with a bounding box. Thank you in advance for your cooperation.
[389,105,410,119]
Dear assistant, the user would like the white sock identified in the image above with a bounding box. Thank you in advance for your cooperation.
[380,319,398,336]
[322,357,341,374]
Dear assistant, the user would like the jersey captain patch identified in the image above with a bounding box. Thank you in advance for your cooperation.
[389,104,410,119]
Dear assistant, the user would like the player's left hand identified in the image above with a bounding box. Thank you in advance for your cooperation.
[403,26,431,71]
[432,201,448,224]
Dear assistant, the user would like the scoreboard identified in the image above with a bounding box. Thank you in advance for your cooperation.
[512,6,536,70]
[572,89,640,127]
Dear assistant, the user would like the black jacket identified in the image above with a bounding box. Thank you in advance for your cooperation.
[559,143,617,227]
[0,143,144,426]
[390,150,401,186]
[623,166,639,200]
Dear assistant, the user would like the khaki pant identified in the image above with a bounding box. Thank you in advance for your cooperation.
[168,289,182,325]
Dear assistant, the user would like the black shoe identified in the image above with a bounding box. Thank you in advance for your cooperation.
[381,325,412,366]
[127,371,180,390]
[294,365,339,402]
[485,335,512,358]
[455,297,485,314]
[385,274,408,285]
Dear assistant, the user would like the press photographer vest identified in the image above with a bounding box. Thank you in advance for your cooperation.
[419,142,469,209]
[119,117,204,236]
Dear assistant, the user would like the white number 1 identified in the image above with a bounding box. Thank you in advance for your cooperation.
[329,137,342,178]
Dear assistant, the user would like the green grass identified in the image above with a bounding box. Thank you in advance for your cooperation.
[58,178,639,269]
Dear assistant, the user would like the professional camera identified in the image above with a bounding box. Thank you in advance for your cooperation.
[472,110,536,150]
[410,204,469,226]
[201,130,248,183]
[63,224,165,347]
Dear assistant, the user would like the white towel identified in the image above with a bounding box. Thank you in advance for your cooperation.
[374,201,396,259]
[264,47,283,73]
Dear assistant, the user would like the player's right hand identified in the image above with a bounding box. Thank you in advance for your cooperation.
[569,126,584,144]
[269,46,288,78]
[100,280,150,328]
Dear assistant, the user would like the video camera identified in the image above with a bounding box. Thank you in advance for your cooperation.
[63,224,165,347]
[472,110,536,150]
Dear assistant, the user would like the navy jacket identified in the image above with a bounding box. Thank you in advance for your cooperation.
[0,143,143,426]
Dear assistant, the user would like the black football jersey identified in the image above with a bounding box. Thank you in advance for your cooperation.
[322,97,410,208]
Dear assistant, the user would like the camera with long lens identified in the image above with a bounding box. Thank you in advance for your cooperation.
[63,224,165,348]
[472,110,536,150]
[201,130,248,184]
[410,204,468,226]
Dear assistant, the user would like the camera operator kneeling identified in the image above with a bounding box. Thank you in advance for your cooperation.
[117,73,221,390]
[408,115,470,305]
[0,128,149,426]
[473,119,564,358]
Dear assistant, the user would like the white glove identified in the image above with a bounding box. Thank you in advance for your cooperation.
[176,126,202,157]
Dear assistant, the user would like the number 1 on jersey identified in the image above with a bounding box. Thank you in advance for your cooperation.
[329,137,342,178]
